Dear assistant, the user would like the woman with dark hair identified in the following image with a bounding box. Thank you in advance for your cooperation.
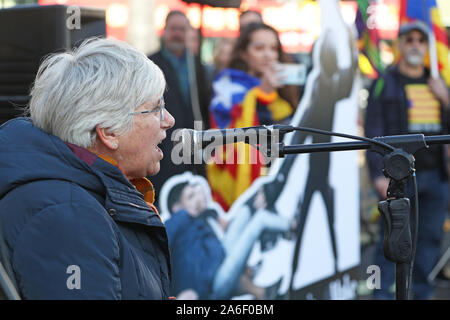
[207,23,298,211]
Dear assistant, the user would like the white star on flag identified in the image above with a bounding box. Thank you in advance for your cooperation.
[211,73,247,110]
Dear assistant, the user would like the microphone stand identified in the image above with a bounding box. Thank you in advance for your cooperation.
[274,133,450,300]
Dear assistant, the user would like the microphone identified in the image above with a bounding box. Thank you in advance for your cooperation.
[171,125,294,164]
[174,125,293,152]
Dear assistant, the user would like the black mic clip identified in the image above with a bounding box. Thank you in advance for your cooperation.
[370,134,427,299]
[253,125,293,161]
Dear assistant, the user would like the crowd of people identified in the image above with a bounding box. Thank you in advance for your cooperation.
[152,10,450,300]
[146,10,450,300]
[0,6,449,301]
[148,10,303,299]
[149,9,301,211]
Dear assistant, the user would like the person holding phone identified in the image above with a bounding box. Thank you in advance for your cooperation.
[207,23,299,211]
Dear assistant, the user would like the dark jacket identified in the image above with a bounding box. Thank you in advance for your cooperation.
[364,66,450,181]
[0,118,171,299]
[165,209,224,299]
[148,50,211,205]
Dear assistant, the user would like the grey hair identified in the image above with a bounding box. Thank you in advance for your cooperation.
[27,37,166,148]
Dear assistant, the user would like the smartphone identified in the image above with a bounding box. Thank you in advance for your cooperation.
[276,63,307,85]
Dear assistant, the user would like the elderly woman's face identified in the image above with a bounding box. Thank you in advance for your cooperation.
[117,98,174,180]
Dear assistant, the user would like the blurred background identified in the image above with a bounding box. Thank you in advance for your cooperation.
[3,0,448,76]
[1,0,450,299]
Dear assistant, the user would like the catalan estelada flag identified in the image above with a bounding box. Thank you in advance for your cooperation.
[399,0,450,86]
[355,0,384,79]
[207,68,293,211]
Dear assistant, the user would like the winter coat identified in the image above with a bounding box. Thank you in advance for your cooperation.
[165,209,225,299]
[0,118,171,299]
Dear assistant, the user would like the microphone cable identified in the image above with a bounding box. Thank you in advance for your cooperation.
[408,172,419,299]
[290,125,395,152]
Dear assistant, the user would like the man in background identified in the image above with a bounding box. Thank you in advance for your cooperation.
[149,10,211,204]
[365,21,450,299]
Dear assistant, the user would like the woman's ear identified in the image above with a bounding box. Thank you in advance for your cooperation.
[95,125,119,150]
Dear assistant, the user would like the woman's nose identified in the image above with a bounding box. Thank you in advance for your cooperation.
[162,108,175,129]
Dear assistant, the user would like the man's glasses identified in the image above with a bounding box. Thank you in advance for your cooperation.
[129,99,165,121]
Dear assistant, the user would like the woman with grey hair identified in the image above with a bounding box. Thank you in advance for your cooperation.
[0,37,175,299]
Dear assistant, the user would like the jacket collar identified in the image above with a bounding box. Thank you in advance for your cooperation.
[64,143,163,227]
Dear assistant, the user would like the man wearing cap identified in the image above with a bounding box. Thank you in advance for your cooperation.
[365,21,450,299]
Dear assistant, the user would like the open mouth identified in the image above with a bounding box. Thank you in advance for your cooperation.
[156,138,164,156]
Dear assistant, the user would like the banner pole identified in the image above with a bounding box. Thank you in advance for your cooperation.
[429,30,440,78]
